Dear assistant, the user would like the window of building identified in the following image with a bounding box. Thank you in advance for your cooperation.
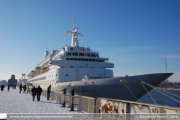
[79,53,84,56]
[96,54,99,57]
[73,52,78,56]
[66,52,71,56]
[70,58,73,60]
[91,54,95,57]
[66,58,69,60]
[87,53,90,56]
[82,59,84,61]
[78,58,81,61]
[74,58,77,60]
[85,59,88,61]
[71,48,73,50]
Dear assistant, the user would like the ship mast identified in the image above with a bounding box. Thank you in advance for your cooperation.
[66,18,83,47]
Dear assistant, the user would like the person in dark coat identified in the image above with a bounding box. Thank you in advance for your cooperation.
[23,85,26,93]
[47,85,51,100]
[31,86,36,101]
[7,85,10,92]
[36,85,43,101]
[1,84,4,91]
[15,85,16,89]
[19,84,22,93]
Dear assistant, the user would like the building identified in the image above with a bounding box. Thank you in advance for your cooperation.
[8,75,17,85]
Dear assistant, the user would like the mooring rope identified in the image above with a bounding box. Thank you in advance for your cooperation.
[86,85,91,96]
[140,82,156,104]
[125,85,138,100]
[141,81,180,103]
[141,81,180,98]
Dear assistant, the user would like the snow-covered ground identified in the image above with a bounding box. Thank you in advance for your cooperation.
[0,87,83,113]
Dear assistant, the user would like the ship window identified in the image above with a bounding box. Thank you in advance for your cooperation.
[92,59,95,61]
[89,59,92,61]
[91,54,95,57]
[70,66,73,68]
[78,58,81,61]
[82,59,84,61]
[85,59,88,61]
[71,48,73,50]
[66,58,69,60]
[66,74,69,76]
[99,60,101,62]
[96,54,99,57]
[70,58,73,60]
[74,58,77,60]
[96,59,99,62]
[87,53,90,56]
[73,52,78,56]
[66,52,71,56]
[79,53,84,56]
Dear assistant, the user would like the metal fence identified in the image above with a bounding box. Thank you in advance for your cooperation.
[28,89,180,114]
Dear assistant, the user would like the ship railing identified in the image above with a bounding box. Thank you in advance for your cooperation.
[90,49,99,53]
[105,61,114,64]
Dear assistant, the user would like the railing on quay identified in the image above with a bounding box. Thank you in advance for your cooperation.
[28,90,180,114]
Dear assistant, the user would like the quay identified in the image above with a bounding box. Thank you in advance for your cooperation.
[1,87,180,120]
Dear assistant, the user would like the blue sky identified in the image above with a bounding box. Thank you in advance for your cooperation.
[0,0,179,82]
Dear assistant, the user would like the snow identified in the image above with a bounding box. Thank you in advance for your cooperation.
[0,87,83,113]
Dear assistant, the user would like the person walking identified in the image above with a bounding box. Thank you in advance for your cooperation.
[31,86,37,101]
[36,85,42,101]
[23,85,26,93]
[47,85,51,100]
[1,84,4,91]
[7,85,10,92]
[19,84,22,93]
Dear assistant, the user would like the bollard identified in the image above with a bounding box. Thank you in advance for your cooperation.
[61,88,68,107]
[70,89,75,111]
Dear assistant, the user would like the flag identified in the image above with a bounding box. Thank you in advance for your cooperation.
[66,33,70,35]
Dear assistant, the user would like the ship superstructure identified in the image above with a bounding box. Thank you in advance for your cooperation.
[27,19,173,101]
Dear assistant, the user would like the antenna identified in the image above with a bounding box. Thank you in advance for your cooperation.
[165,57,167,73]
[73,18,75,30]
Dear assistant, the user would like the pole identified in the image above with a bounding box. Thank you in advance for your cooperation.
[165,57,167,73]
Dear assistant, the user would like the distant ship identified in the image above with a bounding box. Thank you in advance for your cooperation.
[27,19,173,101]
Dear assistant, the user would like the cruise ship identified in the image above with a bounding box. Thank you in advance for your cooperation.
[27,20,173,101]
